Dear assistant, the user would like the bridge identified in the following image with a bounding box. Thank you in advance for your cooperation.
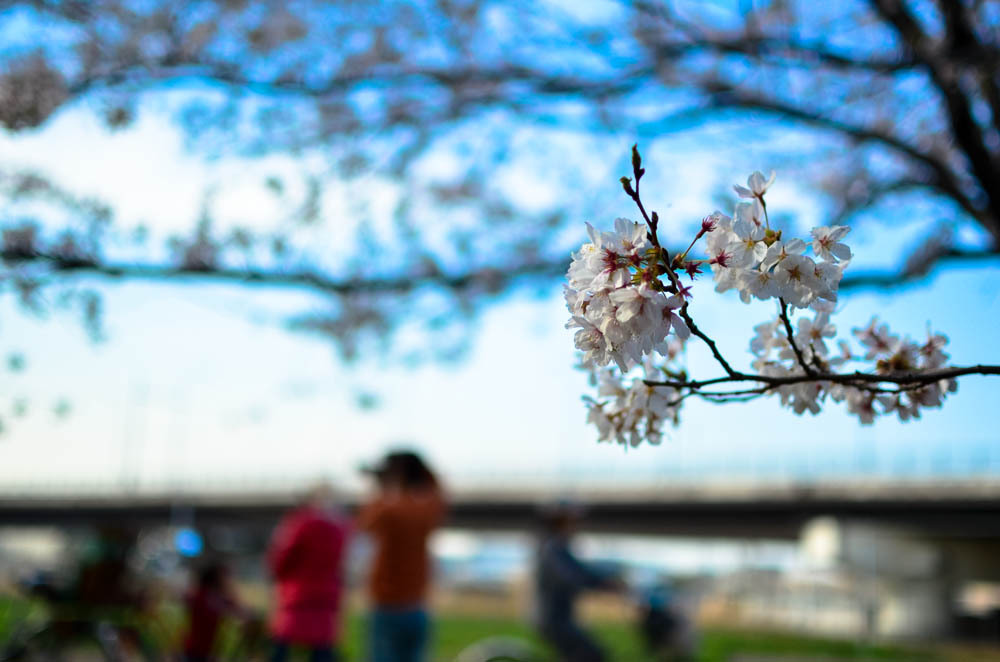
[5,429,999,538]
[2,478,1000,540]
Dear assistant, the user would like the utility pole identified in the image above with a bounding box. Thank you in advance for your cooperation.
[119,382,148,494]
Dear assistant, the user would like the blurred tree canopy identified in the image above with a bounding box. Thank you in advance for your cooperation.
[1,0,998,371]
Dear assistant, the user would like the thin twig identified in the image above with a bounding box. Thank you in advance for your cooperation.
[698,386,771,398]
[779,298,815,376]
[679,307,738,377]
[625,153,738,378]
[698,391,768,404]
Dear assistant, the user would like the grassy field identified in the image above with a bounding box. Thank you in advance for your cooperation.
[3,593,976,661]
[351,612,935,661]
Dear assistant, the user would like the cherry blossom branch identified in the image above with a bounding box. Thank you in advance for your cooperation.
[679,309,738,378]
[678,374,984,404]
[623,155,999,410]
[697,387,769,400]
[779,298,816,376]
[567,149,1000,442]
[622,148,738,378]
[645,364,1000,391]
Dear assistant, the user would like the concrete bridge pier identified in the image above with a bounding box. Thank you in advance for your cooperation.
[800,517,957,640]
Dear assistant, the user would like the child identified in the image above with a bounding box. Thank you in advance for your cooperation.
[181,560,245,662]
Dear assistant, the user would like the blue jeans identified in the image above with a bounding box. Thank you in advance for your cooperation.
[370,607,429,662]
[270,641,338,662]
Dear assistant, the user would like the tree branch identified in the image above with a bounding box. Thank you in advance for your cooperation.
[779,298,815,376]
[0,250,566,297]
[679,306,738,378]
[4,240,997,301]
[67,60,655,107]
[645,364,1000,391]
[841,246,999,291]
[700,84,985,227]
[870,0,1000,243]
[644,33,917,75]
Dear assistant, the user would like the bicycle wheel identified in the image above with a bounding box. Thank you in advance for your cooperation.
[93,621,162,662]
[452,636,542,662]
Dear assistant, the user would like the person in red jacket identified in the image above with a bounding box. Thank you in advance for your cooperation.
[267,484,351,662]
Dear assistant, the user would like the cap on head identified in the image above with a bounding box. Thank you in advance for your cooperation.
[539,498,586,529]
[362,449,434,488]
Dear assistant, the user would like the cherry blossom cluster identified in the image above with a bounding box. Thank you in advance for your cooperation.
[582,342,685,447]
[703,176,851,310]
[565,218,688,374]
[847,318,956,423]
[566,150,992,446]
[749,307,956,424]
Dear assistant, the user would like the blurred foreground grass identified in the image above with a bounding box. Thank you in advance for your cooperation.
[349,611,933,661]
[3,594,998,661]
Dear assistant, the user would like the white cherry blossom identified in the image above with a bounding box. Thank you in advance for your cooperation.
[701,211,728,234]
[853,317,899,360]
[733,170,776,200]
[739,265,789,302]
[733,200,764,228]
[846,389,877,424]
[812,261,843,302]
[811,225,852,262]
[776,254,821,308]
[660,294,690,341]
[567,241,601,291]
[567,315,612,368]
[878,394,918,422]
[760,238,806,271]
[796,311,836,357]
[728,218,767,266]
[704,215,736,256]
[919,330,949,369]
[750,319,784,358]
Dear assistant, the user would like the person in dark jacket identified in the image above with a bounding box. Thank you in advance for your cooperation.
[267,484,351,662]
[534,502,619,662]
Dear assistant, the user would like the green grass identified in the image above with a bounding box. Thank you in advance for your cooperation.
[0,595,43,646]
[423,614,935,661]
[0,594,944,661]
[695,627,936,662]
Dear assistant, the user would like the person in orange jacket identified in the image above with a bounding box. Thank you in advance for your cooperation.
[358,451,446,662]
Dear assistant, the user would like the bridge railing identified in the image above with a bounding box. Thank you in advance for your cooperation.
[2,437,1000,499]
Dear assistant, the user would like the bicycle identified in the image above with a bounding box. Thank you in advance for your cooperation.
[0,574,164,662]
[451,577,697,662]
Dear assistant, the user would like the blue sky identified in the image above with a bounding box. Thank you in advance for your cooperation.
[2,97,999,495]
